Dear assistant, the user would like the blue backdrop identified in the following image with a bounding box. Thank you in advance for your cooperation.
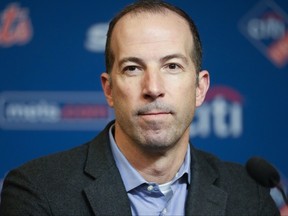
[1,0,288,212]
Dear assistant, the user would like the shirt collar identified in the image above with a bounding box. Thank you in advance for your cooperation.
[109,124,191,192]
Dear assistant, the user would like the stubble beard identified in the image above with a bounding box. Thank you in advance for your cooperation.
[115,101,194,155]
[122,116,192,155]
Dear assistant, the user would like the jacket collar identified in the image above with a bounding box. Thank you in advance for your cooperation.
[83,121,132,215]
[186,146,228,215]
[83,121,227,215]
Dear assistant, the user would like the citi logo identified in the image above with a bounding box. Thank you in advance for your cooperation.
[238,0,288,68]
[0,3,33,47]
[247,12,285,40]
[190,86,243,139]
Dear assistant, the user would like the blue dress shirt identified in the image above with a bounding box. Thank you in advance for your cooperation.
[109,125,191,216]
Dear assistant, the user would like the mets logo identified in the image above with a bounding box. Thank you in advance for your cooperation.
[0,3,33,47]
[190,85,243,139]
[239,0,288,68]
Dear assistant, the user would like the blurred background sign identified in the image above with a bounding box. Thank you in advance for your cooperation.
[0,0,287,212]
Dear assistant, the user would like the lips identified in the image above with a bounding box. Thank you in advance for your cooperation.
[139,111,171,116]
[137,110,173,123]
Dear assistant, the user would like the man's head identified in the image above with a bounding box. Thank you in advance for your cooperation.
[101,0,209,154]
[105,0,203,75]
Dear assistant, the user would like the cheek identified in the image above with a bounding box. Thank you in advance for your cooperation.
[112,81,138,108]
[114,82,135,98]
[173,82,196,110]
[169,78,195,98]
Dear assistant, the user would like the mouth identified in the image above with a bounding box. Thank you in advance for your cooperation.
[139,111,171,116]
[137,110,173,120]
[136,102,175,119]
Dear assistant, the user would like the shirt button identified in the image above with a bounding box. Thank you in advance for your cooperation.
[147,185,154,191]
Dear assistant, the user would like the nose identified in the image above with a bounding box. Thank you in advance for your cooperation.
[142,69,165,100]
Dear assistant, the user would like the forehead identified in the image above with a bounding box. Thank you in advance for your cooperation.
[110,10,194,55]
[119,9,189,26]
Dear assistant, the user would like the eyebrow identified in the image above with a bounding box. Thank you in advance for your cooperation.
[118,57,145,68]
[160,54,189,65]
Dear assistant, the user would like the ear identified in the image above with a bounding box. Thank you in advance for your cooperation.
[196,70,210,107]
[101,72,114,107]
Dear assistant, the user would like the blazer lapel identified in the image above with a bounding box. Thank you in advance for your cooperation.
[81,123,227,215]
[186,147,228,215]
[83,166,131,215]
[82,123,132,216]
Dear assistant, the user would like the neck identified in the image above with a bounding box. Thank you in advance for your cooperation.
[136,149,188,184]
[114,125,189,184]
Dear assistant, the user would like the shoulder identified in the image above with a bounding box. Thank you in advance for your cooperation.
[3,142,91,196]
[194,148,249,179]
[194,148,261,191]
[192,147,280,215]
[0,124,114,215]
[0,142,92,215]
[19,143,89,177]
[8,121,114,181]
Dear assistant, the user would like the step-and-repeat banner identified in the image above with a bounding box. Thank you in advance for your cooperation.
[1,0,287,213]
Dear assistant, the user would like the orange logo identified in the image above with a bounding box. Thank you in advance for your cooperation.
[0,3,33,47]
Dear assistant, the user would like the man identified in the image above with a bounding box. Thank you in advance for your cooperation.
[0,0,280,215]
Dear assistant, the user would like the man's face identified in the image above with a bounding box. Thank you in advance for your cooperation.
[102,11,209,153]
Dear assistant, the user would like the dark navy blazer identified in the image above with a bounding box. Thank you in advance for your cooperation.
[0,121,280,215]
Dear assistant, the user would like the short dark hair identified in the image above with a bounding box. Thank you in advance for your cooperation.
[105,0,202,74]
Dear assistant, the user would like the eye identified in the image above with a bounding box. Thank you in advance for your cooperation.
[125,65,137,72]
[122,65,141,76]
[168,63,179,69]
[165,63,183,73]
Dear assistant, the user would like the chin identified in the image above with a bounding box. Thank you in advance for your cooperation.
[139,137,177,154]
